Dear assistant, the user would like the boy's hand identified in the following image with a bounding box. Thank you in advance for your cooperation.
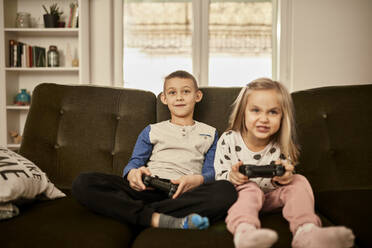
[171,175,204,199]
[229,161,249,185]
[272,160,294,185]
[127,166,151,191]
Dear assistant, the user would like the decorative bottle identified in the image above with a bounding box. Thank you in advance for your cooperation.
[47,45,59,67]
[16,12,31,28]
[15,89,31,106]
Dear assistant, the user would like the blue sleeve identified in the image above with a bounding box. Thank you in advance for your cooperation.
[201,130,218,183]
[122,125,153,177]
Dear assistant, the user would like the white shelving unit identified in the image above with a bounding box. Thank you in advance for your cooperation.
[0,0,90,149]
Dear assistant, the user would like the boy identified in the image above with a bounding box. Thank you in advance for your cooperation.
[72,70,237,229]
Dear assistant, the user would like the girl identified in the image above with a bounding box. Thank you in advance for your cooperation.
[214,78,355,248]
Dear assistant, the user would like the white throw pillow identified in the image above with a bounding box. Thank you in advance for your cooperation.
[0,147,65,203]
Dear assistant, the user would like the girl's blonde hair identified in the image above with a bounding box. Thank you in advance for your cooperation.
[227,78,300,164]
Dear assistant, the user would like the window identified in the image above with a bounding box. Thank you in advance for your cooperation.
[208,1,272,87]
[123,0,274,94]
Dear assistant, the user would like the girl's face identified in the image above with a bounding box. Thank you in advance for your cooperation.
[244,89,283,147]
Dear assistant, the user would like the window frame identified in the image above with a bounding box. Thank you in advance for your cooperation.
[116,0,292,88]
[193,0,278,86]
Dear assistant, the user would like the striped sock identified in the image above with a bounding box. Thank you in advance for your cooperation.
[158,213,209,230]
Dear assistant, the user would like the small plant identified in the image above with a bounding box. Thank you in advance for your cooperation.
[42,3,63,17]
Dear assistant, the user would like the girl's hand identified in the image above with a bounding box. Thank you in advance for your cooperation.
[171,175,204,199]
[272,160,294,185]
[229,161,249,185]
[127,166,151,191]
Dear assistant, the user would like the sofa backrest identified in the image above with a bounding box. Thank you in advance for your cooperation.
[20,83,156,190]
[292,84,372,192]
[21,85,242,190]
[20,83,372,193]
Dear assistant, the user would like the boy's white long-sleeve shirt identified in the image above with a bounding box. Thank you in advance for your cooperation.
[123,120,218,182]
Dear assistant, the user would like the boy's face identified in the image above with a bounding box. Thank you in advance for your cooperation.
[161,77,202,122]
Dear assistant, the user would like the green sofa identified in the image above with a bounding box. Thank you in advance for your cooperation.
[0,83,371,248]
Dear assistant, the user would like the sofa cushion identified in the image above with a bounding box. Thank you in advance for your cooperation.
[132,221,234,248]
[132,212,334,248]
[19,83,157,190]
[292,84,372,193]
[0,194,135,248]
[0,147,65,219]
[0,147,65,202]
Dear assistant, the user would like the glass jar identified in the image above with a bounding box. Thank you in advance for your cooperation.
[16,12,31,28]
[47,45,59,67]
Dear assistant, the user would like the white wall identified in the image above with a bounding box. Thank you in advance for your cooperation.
[89,0,113,86]
[89,0,372,90]
[290,0,372,91]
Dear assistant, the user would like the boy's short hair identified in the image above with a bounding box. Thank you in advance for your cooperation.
[164,70,199,91]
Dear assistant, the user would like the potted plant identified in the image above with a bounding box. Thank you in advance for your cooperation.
[42,3,63,28]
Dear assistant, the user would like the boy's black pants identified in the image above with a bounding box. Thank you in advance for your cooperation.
[72,172,237,227]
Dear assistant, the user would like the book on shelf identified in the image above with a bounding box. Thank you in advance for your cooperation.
[68,2,79,28]
[9,40,15,67]
[8,39,46,68]
[36,47,46,67]
[16,41,23,67]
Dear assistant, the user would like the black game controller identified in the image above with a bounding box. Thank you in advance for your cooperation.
[142,175,179,198]
[238,164,285,178]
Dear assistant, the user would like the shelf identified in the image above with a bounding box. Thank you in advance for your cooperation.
[7,144,21,149]
[6,105,30,110]
[0,0,90,148]
[4,28,79,37]
[5,67,79,72]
